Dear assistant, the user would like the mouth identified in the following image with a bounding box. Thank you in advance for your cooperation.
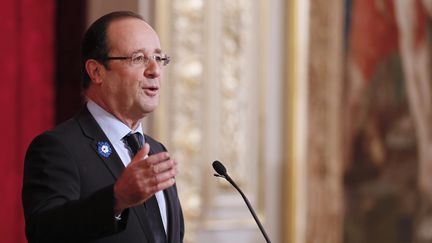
[142,86,159,96]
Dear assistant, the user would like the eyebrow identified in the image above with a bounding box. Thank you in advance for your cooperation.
[132,48,163,54]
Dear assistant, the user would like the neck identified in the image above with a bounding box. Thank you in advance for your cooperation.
[86,93,141,130]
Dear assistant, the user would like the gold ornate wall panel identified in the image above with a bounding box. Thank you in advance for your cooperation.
[156,1,206,240]
[284,0,344,242]
[305,0,344,242]
[154,0,267,242]
[284,0,310,242]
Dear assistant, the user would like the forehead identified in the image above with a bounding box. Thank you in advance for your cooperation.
[106,17,161,54]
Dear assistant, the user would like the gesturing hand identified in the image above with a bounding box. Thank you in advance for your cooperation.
[113,143,178,214]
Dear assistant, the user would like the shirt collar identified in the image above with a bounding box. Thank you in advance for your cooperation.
[86,99,143,143]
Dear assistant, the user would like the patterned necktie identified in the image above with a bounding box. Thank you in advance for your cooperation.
[124,132,144,156]
[124,132,167,243]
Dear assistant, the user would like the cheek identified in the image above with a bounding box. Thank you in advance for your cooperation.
[105,68,147,96]
[102,78,121,95]
[108,72,136,90]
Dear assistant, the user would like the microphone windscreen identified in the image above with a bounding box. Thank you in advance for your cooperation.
[212,160,227,175]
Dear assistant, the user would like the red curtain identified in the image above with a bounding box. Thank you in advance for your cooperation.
[0,0,55,242]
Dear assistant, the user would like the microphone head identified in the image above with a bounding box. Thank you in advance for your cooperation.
[212,160,227,176]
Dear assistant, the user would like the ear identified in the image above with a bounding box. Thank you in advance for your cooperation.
[85,59,106,84]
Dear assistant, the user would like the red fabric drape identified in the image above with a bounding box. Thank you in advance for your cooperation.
[0,0,55,242]
[56,0,87,123]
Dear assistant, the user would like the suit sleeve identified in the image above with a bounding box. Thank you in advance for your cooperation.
[22,132,128,242]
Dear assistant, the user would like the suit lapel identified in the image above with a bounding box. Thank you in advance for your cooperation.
[76,107,125,179]
[127,142,176,242]
[147,136,179,243]
[128,144,160,243]
[163,186,179,243]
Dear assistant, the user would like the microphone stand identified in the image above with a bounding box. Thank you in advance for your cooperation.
[214,173,272,243]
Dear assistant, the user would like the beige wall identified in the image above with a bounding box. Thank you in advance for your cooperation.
[87,0,153,25]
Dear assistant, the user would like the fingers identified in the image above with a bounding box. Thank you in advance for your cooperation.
[148,158,178,182]
[152,158,177,174]
[114,152,178,211]
[144,151,170,166]
[152,175,177,191]
[135,158,177,196]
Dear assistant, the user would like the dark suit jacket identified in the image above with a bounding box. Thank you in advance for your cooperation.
[22,107,184,243]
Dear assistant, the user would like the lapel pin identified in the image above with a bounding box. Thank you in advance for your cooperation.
[97,141,112,158]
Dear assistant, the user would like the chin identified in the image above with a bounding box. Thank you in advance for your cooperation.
[139,97,159,112]
[141,105,158,115]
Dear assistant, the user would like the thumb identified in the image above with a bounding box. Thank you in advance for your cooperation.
[130,143,150,164]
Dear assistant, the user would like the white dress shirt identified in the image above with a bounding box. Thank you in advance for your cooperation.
[87,100,168,233]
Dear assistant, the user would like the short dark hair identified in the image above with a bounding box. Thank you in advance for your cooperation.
[80,11,145,90]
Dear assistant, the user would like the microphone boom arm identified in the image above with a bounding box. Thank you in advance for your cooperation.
[213,170,272,243]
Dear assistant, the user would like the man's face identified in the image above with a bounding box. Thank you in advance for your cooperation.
[100,18,163,121]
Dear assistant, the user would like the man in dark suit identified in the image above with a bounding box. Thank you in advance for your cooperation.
[22,11,184,243]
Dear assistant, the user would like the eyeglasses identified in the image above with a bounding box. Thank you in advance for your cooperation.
[101,52,171,67]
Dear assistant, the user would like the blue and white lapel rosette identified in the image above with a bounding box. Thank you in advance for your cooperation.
[97,141,112,158]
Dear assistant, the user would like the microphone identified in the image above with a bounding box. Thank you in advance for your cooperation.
[212,160,272,243]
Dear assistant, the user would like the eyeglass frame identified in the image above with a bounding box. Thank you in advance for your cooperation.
[96,52,171,67]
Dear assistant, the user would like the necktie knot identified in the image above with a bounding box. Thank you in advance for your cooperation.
[124,132,143,156]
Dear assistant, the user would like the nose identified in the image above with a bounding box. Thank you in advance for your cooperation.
[144,59,161,79]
